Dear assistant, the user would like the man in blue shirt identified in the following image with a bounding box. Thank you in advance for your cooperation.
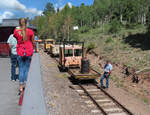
[7,34,18,81]
[100,60,112,89]
[34,34,39,52]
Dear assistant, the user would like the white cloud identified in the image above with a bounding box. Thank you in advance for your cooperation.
[0,0,42,17]
[0,11,14,19]
[54,3,58,11]
[0,11,14,23]
[59,2,73,11]
[54,0,63,11]
[25,8,43,15]
[59,6,64,11]
[0,0,26,11]
[54,0,73,11]
[68,2,72,8]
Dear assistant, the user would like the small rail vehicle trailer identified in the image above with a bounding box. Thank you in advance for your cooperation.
[49,42,60,57]
[59,41,100,80]
[44,39,54,52]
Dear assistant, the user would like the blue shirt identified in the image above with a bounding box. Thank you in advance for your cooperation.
[104,63,112,72]
[7,34,17,55]
[34,36,38,41]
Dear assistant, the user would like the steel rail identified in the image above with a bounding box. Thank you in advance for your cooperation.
[94,83,133,115]
[79,83,107,115]
[89,68,133,115]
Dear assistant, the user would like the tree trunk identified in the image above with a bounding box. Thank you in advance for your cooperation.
[67,26,69,41]
[102,21,104,32]
[81,20,83,27]
[54,30,58,40]
[120,14,123,23]
[143,13,146,24]
[128,17,131,24]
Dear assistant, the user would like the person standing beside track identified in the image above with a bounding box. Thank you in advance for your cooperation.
[100,60,112,89]
[7,32,18,81]
[34,33,39,53]
[13,18,36,92]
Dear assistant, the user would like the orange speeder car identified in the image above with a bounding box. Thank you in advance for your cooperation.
[59,41,84,70]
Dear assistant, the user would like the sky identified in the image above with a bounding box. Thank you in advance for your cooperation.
[0,0,94,21]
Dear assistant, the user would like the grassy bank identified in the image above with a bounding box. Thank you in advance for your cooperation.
[78,24,150,70]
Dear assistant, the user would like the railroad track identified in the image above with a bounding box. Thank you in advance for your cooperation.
[50,54,133,115]
[70,83,133,115]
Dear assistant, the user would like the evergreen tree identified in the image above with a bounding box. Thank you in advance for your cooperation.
[43,2,55,15]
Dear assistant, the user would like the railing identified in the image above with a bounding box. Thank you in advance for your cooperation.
[21,53,47,115]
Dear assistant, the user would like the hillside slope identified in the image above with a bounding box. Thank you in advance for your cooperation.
[78,25,150,105]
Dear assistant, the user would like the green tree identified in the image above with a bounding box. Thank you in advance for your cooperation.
[109,19,121,34]
[146,6,150,32]
[43,2,55,15]
[61,15,74,41]
[31,0,150,41]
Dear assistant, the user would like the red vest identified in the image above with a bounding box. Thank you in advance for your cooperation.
[14,28,34,56]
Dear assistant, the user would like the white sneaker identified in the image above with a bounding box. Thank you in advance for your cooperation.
[16,79,19,81]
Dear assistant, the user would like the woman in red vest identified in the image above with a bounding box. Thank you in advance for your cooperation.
[14,18,36,92]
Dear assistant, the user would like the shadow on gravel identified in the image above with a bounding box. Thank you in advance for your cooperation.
[57,65,68,72]
[123,32,150,50]
[68,76,97,85]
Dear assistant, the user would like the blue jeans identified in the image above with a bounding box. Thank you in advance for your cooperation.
[17,56,32,85]
[10,54,18,80]
[36,41,39,50]
[100,72,110,88]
